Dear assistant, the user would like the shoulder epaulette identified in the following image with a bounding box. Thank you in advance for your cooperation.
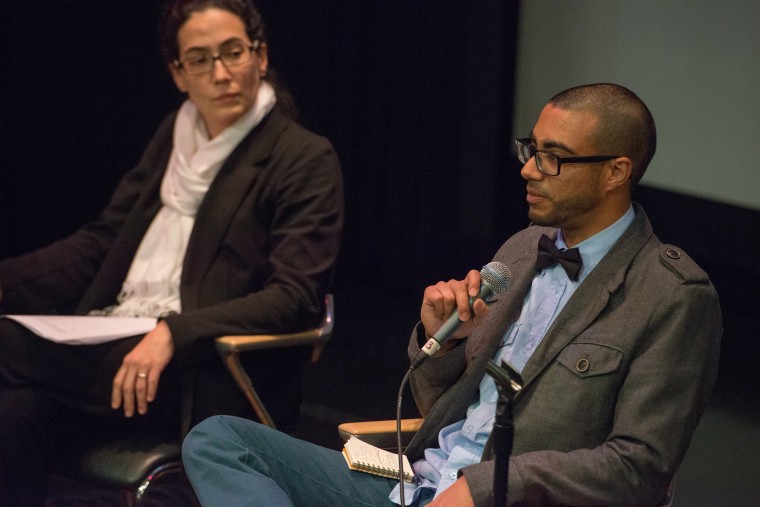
[658,245,710,284]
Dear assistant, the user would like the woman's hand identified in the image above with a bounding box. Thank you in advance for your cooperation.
[111,320,175,417]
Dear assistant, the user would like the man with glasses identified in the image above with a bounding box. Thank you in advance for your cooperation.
[183,83,721,507]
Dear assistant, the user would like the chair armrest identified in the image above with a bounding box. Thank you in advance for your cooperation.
[338,418,424,451]
[216,294,334,354]
[216,327,330,352]
[214,294,334,428]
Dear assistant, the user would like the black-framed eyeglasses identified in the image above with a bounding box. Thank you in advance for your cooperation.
[515,138,619,176]
[174,40,261,76]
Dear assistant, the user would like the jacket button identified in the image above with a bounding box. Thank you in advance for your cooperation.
[576,358,590,373]
[666,248,681,259]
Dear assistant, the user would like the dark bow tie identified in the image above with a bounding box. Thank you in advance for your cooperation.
[536,234,583,281]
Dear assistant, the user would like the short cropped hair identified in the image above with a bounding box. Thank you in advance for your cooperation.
[549,83,656,186]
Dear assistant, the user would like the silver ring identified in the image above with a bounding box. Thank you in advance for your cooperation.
[137,372,148,379]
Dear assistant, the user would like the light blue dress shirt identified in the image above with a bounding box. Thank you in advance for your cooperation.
[390,206,635,505]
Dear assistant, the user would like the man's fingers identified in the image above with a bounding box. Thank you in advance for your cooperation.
[465,269,482,298]
[455,280,474,321]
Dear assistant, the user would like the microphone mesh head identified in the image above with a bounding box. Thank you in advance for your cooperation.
[480,261,512,296]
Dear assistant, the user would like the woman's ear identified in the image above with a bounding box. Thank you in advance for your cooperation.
[256,42,269,77]
[169,63,188,93]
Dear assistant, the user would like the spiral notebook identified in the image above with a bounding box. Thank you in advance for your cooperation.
[342,436,415,483]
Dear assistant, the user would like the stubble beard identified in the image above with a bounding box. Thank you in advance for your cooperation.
[528,191,602,229]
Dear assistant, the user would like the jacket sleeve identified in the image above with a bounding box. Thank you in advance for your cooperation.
[163,124,345,348]
[0,114,174,314]
[407,322,469,416]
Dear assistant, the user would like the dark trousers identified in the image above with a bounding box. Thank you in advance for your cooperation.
[0,320,182,507]
[0,318,308,507]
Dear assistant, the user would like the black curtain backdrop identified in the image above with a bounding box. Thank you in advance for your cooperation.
[0,0,522,294]
[1,0,757,416]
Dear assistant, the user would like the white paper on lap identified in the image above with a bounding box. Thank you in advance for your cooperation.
[2,315,157,345]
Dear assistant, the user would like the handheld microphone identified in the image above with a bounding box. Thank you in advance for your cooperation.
[410,261,512,369]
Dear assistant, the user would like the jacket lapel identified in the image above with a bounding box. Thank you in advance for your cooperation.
[179,107,289,310]
[517,205,653,389]
[468,247,538,365]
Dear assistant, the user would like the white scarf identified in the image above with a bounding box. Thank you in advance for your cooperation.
[106,81,276,318]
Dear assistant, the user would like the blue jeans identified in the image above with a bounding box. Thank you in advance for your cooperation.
[183,415,424,506]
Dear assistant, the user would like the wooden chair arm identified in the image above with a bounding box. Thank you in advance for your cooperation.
[216,327,330,352]
[215,295,334,428]
[216,294,334,353]
[338,418,424,451]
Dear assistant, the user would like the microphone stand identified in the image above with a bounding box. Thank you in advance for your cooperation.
[485,360,523,507]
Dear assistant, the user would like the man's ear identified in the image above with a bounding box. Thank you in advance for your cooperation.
[606,156,633,191]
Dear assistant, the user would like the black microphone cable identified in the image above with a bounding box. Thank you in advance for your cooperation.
[396,262,512,506]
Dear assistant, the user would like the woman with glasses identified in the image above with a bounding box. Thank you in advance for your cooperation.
[0,1,343,505]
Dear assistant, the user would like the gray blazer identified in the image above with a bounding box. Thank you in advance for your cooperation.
[406,204,722,506]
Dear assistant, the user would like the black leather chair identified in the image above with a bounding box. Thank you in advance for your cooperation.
[49,295,335,506]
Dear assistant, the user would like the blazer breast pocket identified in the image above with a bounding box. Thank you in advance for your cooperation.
[557,342,624,379]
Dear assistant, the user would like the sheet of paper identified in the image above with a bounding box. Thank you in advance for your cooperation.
[2,315,157,345]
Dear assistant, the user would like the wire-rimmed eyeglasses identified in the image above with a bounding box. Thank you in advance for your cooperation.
[174,40,261,76]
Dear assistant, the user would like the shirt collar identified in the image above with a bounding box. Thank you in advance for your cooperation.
[556,205,635,283]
